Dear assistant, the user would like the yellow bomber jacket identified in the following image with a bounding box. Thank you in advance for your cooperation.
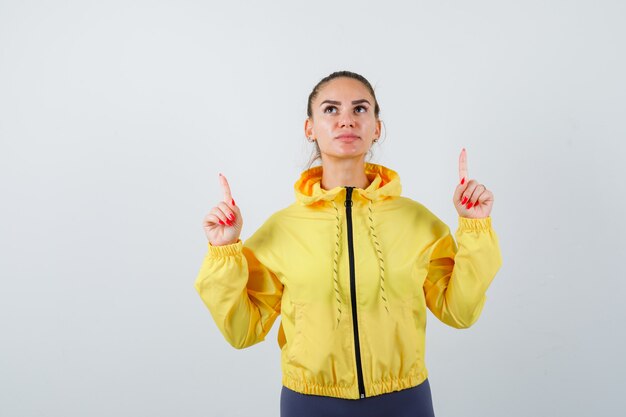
[194,163,503,400]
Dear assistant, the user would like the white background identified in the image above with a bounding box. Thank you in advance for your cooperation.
[1,1,624,416]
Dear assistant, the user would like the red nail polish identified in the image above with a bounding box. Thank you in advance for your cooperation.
[219,220,225,225]
[466,202,473,209]
[462,196,468,204]
[461,177,465,185]
[231,198,235,206]
[229,213,235,220]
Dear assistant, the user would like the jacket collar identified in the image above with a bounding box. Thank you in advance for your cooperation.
[293,162,402,205]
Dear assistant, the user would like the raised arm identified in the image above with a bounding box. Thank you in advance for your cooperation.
[194,174,283,349]
[423,149,502,328]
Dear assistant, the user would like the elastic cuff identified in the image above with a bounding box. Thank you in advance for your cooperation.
[207,239,243,258]
[458,216,492,232]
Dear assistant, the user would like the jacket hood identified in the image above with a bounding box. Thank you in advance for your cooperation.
[294,162,402,205]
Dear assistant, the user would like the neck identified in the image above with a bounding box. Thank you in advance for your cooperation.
[320,157,370,190]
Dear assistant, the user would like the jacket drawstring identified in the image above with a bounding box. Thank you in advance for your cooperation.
[330,197,390,329]
[367,198,390,315]
[331,200,343,328]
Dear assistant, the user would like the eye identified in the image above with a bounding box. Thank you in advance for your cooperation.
[354,105,367,113]
[323,106,337,114]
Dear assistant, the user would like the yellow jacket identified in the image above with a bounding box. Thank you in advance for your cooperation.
[194,163,502,399]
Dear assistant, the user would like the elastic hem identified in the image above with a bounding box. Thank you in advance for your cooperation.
[281,369,428,400]
[207,239,242,258]
[458,216,493,232]
[282,375,356,399]
[367,368,428,397]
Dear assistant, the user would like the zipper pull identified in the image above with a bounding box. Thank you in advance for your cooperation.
[344,186,353,207]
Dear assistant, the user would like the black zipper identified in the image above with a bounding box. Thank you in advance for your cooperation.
[345,186,366,399]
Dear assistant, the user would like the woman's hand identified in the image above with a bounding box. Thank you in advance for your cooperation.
[453,148,494,219]
[203,173,243,246]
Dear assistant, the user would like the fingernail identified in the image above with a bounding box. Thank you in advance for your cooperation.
[231,198,235,206]
[466,202,473,209]
[462,196,468,204]
[461,177,465,185]
[219,220,225,225]
[229,213,235,220]
[474,202,480,208]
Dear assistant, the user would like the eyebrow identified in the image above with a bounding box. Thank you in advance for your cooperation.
[319,99,371,107]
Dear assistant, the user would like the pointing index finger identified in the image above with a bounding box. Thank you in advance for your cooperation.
[219,173,233,204]
[458,148,468,183]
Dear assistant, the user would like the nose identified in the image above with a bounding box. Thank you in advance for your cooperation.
[339,114,355,128]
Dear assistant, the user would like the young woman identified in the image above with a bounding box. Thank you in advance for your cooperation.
[195,71,502,417]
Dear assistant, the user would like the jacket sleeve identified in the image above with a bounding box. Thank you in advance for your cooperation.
[423,216,503,329]
[194,233,283,349]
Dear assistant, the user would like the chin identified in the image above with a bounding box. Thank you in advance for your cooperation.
[324,151,368,161]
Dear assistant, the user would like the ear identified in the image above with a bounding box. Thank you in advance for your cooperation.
[375,119,381,138]
[304,118,314,138]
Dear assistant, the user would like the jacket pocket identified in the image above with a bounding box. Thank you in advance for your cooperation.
[285,302,355,384]
[286,302,304,363]
[400,295,427,373]
[359,298,426,381]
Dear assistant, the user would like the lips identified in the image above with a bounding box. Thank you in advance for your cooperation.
[336,134,360,141]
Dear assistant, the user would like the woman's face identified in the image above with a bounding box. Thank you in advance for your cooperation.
[305,77,381,163]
